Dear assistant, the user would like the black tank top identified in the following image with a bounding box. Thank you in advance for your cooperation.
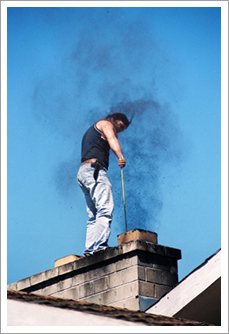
[81,124,110,169]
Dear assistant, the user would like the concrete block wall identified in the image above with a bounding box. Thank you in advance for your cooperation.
[7,240,181,311]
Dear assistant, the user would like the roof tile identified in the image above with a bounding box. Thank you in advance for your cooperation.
[7,290,213,326]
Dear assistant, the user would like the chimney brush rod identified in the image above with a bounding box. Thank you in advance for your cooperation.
[121,167,127,232]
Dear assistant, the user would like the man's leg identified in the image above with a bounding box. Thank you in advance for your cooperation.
[77,164,97,255]
[84,192,97,255]
[92,169,114,252]
[77,164,114,254]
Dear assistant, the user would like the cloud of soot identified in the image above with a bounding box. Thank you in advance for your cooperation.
[109,99,184,231]
[32,8,186,230]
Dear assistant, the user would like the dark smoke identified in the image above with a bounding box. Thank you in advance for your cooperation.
[109,99,184,231]
[32,8,186,231]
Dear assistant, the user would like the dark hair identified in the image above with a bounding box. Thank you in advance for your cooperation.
[105,113,131,128]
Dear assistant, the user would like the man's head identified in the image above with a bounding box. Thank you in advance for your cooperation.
[105,113,131,133]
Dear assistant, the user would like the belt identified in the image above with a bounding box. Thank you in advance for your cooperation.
[81,159,100,180]
[81,159,95,166]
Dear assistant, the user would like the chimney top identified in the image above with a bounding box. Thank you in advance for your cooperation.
[118,229,158,245]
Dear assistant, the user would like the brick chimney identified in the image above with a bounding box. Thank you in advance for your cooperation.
[7,229,181,311]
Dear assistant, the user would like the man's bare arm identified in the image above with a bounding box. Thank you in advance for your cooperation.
[96,120,126,167]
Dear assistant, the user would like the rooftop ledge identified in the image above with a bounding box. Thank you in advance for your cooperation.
[7,239,181,293]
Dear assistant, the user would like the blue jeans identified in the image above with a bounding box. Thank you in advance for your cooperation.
[77,163,114,255]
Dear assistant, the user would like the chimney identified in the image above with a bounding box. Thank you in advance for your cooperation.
[7,229,181,311]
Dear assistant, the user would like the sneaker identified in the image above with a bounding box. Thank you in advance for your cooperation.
[93,247,110,255]
[84,253,93,257]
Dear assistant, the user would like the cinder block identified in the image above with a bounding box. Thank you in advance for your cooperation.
[80,293,104,304]
[146,268,163,284]
[17,277,31,290]
[122,266,145,284]
[32,288,46,295]
[45,267,58,280]
[52,286,79,300]
[98,262,116,276]
[30,272,46,286]
[54,255,83,268]
[161,271,178,286]
[84,268,99,282]
[139,281,156,298]
[81,288,117,305]
[137,252,177,273]
[116,257,132,271]
[72,272,87,286]
[131,255,138,266]
[108,266,144,290]
[43,283,58,296]
[94,276,109,294]
[47,278,75,295]
[78,281,94,299]
[121,242,140,253]
[56,277,72,291]
[154,284,172,299]
[137,252,158,268]
[7,282,18,291]
[152,259,178,273]
[122,266,138,283]
[108,270,123,288]
[58,262,74,275]
[118,229,158,245]
[82,262,116,283]
[164,247,181,259]
[115,281,139,300]
[169,264,178,274]
[100,288,117,305]
[138,266,146,281]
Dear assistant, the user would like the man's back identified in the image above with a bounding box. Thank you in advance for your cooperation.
[81,124,110,169]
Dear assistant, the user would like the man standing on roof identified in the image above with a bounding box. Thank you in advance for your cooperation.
[77,113,130,256]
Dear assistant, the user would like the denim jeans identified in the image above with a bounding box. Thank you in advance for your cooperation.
[77,163,114,255]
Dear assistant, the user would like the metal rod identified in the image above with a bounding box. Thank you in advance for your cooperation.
[121,168,127,232]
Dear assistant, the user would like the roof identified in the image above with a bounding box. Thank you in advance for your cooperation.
[7,290,213,326]
[176,248,221,285]
[146,249,221,326]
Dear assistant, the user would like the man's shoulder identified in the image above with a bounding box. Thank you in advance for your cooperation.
[96,120,113,132]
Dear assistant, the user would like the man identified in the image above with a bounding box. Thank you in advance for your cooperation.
[77,113,130,256]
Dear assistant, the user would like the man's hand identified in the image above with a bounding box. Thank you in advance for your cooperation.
[118,157,126,168]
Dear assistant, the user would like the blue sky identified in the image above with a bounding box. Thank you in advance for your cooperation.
[4,4,225,286]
